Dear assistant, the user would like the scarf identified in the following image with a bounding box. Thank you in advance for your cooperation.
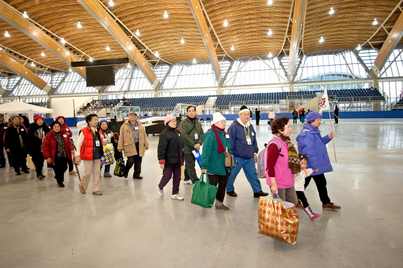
[276,133,300,174]
[188,115,196,122]
[55,132,67,158]
[211,124,226,154]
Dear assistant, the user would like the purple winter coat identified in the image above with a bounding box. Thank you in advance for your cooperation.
[296,123,333,176]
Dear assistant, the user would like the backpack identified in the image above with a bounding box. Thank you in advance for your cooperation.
[257,138,283,178]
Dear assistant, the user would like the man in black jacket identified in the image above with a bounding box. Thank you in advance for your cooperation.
[0,114,7,168]
[5,115,29,175]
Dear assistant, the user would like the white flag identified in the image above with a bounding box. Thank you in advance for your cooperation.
[319,89,330,113]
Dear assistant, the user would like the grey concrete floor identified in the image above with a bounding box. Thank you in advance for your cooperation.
[0,119,402,268]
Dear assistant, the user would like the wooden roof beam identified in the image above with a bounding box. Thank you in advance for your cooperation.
[0,1,86,78]
[372,12,403,76]
[288,0,307,81]
[187,0,222,82]
[77,0,160,89]
[0,50,51,93]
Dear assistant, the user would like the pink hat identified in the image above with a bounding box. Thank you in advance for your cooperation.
[164,115,176,126]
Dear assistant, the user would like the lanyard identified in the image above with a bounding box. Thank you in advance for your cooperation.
[243,125,250,139]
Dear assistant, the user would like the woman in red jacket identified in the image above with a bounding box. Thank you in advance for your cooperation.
[42,121,75,187]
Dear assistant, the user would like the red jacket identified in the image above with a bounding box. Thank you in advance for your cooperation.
[42,131,74,165]
[80,126,104,161]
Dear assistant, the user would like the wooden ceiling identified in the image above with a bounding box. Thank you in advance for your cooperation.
[0,0,402,77]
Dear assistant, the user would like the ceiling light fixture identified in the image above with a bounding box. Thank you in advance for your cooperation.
[267,29,273,36]
[136,29,140,36]
[268,0,273,5]
[77,21,82,28]
[223,19,228,27]
[127,63,131,68]
[231,45,234,51]
[106,45,110,51]
[31,62,35,67]
[181,37,185,44]
[23,11,28,18]
[155,51,159,57]
[319,36,324,43]
[357,44,361,50]
[164,10,168,19]
[69,68,72,72]
[108,0,114,7]
[373,18,378,26]
[268,52,273,58]
[41,51,45,57]
[61,38,66,44]
[0,47,2,50]
[193,58,197,64]
[4,31,10,38]
[89,57,93,62]
[329,7,334,15]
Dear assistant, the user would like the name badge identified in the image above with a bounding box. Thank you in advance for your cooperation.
[63,134,67,137]
[246,138,252,145]
[135,127,139,130]
[194,133,198,139]
[178,133,181,136]
[251,132,255,136]
[21,129,24,131]
[95,140,100,147]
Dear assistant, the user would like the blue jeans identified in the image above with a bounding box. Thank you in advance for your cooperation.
[100,164,111,173]
[226,157,262,193]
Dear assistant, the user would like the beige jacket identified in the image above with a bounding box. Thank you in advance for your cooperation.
[118,120,149,157]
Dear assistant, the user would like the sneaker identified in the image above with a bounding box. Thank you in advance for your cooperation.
[158,187,164,197]
[69,171,77,175]
[304,206,320,220]
[215,204,230,210]
[37,174,45,180]
[58,183,65,188]
[227,191,237,197]
[171,193,184,201]
[22,169,30,174]
[92,191,102,195]
[15,171,21,176]
[104,172,112,178]
[322,202,341,211]
[183,180,193,185]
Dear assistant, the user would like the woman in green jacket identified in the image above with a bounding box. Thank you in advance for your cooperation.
[200,112,232,210]
[179,106,204,185]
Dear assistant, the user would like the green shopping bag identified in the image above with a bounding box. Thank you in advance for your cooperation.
[191,174,218,208]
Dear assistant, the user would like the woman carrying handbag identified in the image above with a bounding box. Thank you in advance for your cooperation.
[200,112,233,210]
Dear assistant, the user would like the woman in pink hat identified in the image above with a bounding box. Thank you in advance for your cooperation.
[157,115,185,200]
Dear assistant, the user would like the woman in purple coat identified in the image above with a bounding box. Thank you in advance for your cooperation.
[296,111,341,211]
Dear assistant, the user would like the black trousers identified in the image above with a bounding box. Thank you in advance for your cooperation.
[256,118,260,125]
[53,157,68,183]
[335,115,339,124]
[31,150,44,176]
[208,173,230,202]
[11,148,27,173]
[296,173,331,207]
[125,143,142,178]
[293,117,298,124]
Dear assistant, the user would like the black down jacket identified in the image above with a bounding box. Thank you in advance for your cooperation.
[157,126,184,167]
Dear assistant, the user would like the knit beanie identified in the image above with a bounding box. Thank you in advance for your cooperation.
[11,115,19,121]
[306,111,322,123]
[239,105,249,115]
[212,112,226,124]
[34,115,44,122]
[99,119,109,126]
[164,115,176,126]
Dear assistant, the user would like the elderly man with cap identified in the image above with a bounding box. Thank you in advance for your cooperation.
[157,115,185,200]
[4,115,29,175]
[296,111,341,211]
[226,105,268,198]
[118,112,149,179]
[27,115,50,179]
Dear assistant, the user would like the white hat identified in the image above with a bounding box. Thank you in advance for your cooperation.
[212,112,226,124]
